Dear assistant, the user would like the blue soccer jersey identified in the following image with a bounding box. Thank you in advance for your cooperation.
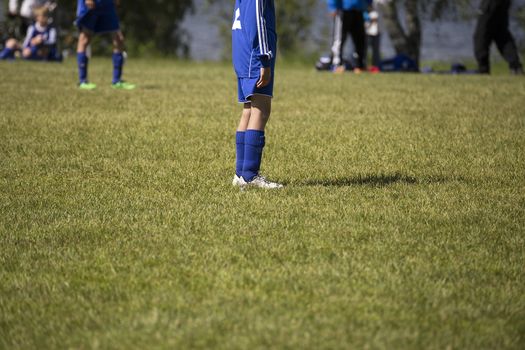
[22,22,60,61]
[232,0,277,79]
[23,23,57,49]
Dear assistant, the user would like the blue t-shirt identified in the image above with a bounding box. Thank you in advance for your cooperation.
[232,0,277,79]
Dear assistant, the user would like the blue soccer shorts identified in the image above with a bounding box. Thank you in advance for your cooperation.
[237,75,274,103]
[76,6,120,33]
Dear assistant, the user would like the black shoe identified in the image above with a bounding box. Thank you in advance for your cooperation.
[510,67,524,75]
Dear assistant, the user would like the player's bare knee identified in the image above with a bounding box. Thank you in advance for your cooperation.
[242,104,252,117]
[6,39,18,49]
[113,32,125,52]
[77,31,91,51]
[22,48,31,58]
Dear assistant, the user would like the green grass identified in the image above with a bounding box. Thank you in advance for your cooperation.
[1,58,524,349]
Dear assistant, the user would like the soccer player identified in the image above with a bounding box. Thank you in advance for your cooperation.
[231,0,283,189]
[328,0,372,73]
[75,0,135,90]
[473,0,523,75]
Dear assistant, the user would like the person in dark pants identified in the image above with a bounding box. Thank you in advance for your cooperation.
[365,8,380,68]
[327,0,372,73]
[474,0,523,74]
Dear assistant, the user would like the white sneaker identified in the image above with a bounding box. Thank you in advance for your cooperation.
[243,175,284,189]
[232,174,243,187]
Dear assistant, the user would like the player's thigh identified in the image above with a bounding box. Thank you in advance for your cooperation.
[250,94,272,116]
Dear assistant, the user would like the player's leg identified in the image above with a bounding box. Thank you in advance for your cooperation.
[494,28,523,74]
[242,94,282,189]
[243,94,270,182]
[349,10,366,70]
[492,12,523,74]
[23,45,48,60]
[330,11,344,68]
[371,35,381,68]
[77,30,96,88]
[234,74,282,188]
[238,104,252,131]
[473,13,492,74]
[21,46,33,59]
[247,94,271,131]
[111,30,134,88]
[233,103,252,185]
[112,31,124,84]
[0,39,19,59]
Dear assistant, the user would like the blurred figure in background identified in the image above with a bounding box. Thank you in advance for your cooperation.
[21,5,60,60]
[365,2,380,70]
[327,0,372,73]
[474,0,523,74]
[1,5,61,61]
[8,0,35,37]
[7,0,55,40]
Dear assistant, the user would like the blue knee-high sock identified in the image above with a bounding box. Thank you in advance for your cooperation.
[77,52,88,83]
[243,129,265,182]
[0,47,15,60]
[235,131,245,177]
[112,52,124,84]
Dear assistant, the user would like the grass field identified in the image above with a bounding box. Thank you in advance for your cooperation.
[1,58,524,349]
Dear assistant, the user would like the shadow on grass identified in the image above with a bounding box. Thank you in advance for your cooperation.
[302,173,459,188]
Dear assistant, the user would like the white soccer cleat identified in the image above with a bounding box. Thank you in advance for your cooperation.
[232,174,244,187]
[242,175,284,189]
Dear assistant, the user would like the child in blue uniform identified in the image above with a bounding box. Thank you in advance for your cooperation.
[21,6,60,61]
[232,0,282,189]
[0,6,61,61]
[75,0,134,90]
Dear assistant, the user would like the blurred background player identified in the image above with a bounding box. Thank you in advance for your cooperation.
[75,0,135,90]
[364,3,380,70]
[327,0,372,73]
[474,0,523,75]
[8,0,35,38]
[1,5,60,61]
[231,0,283,189]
